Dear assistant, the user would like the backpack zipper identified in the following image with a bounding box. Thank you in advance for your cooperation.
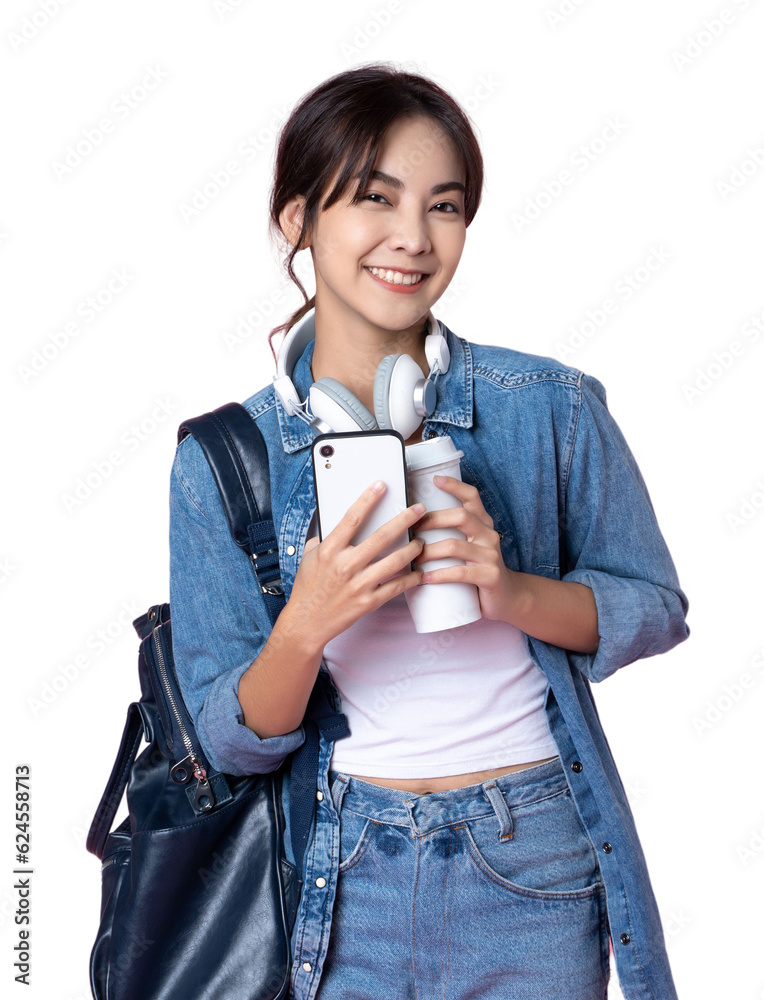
[151,623,215,812]
[101,850,129,872]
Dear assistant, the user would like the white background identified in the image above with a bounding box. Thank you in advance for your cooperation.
[2,1,762,997]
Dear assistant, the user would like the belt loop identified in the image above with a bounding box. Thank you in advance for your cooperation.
[330,773,350,814]
[482,781,514,841]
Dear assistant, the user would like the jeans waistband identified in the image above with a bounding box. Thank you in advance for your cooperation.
[328,756,566,839]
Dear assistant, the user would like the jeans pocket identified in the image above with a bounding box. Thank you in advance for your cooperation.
[338,808,374,874]
[458,786,602,900]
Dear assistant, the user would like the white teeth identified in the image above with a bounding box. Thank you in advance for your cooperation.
[367,266,425,286]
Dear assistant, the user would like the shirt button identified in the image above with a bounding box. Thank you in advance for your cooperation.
[602,842,612,853]
[571,761,583,773]
[286,544,296,556]
[620,933,630,945]
[302,961,312,971]
[316,790,324,801]
[315,877,327,888]
[426,430,438,439]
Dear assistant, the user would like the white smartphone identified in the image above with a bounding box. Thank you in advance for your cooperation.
[311,429,413,575]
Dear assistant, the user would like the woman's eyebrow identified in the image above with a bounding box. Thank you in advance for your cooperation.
[364,168,465,196]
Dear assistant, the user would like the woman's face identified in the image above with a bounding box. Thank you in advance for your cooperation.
[297,115,467,339]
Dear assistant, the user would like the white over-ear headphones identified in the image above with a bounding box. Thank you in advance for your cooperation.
[272,306,450,439]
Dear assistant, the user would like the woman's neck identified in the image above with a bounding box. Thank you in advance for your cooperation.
[310,314,431,417]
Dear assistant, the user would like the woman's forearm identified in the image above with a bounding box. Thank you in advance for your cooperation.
[503,571,600,654]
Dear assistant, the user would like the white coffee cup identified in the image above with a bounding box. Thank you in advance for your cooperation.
[403,435,483,633]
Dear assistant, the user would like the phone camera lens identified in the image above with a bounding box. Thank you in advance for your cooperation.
[319,444,334,458]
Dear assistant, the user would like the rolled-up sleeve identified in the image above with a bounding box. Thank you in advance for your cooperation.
[561,373,690,683]
[168,432,305,775]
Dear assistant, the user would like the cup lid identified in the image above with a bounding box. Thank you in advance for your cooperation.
[405,434,463,472]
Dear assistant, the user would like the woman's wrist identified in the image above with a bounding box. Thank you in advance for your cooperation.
[499,570,600,655]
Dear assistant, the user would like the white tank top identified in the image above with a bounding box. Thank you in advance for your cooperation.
[304,512,558,777]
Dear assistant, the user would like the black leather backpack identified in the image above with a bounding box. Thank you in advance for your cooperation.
[86,402,349,1000]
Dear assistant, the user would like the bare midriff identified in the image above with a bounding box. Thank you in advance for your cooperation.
[344,757,559,795]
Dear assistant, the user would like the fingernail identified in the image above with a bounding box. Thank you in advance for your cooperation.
[371,480,385,493]
[434,475,447,484]
[413,503,425,514]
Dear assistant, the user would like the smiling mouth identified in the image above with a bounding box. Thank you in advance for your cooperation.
[364,266,430,287]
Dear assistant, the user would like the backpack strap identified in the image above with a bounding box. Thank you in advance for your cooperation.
[177,402,349,880]
[178,403,285,620]
[87,701,144,858]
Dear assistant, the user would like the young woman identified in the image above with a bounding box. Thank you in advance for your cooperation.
[169,63,690,1000]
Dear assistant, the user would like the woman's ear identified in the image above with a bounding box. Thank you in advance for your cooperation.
[278,195,309,249]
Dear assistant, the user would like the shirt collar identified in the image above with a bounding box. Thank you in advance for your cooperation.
[273,319,474,454]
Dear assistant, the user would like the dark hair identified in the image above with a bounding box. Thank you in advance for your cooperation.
[265,61,484,366]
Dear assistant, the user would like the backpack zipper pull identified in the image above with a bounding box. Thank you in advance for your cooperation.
[190,754,214,812]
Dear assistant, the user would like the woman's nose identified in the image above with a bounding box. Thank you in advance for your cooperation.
[386,210,432,256]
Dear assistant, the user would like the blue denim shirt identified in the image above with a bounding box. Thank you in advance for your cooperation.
[168,321,690,1000]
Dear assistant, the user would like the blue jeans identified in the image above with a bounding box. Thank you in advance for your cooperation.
[315,756,610,999]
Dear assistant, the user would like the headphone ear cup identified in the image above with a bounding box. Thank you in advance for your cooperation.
[310,378,379,432]
[373,356,396,431]
[373,354,424,440]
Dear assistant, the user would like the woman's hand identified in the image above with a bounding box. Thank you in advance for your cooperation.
[411,475,524,624]
[289,482,427,652]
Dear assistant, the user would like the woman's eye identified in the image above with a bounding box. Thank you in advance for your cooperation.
[362,194,460,215]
